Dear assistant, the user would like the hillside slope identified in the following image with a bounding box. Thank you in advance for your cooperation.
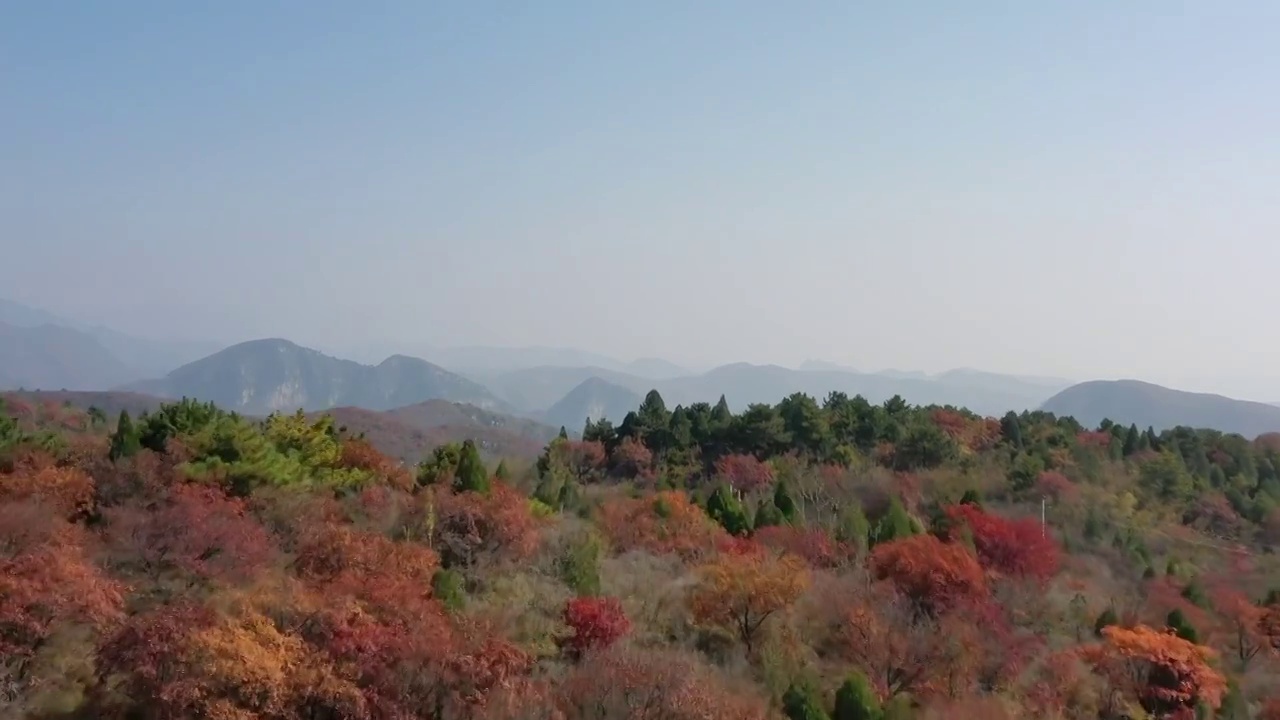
[318,403,548,462]
[129,339,510,415]
[1041,379,1280,437]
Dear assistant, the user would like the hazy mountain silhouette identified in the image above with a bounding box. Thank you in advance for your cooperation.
[540,377,643,432]
[126,339,510,415]
[0,322,137,391]
[0,298,221,378]
[1041,380,1280,437]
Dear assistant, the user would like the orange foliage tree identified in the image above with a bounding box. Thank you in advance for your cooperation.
[596,490,727,562]
[688,549,809,655]
[1078,624,1227,718]
[1,502,124,696]
[869,533,987,615]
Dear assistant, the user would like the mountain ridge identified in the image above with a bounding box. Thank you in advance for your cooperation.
[1040,379,1280,438]
[127,338,511,416]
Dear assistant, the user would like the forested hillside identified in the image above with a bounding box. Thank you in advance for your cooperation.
[5,387,1280,719]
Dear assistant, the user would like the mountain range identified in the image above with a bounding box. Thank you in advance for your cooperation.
[125,339,510,416]
[3,296,1280,440]
[1040,380,1280,439]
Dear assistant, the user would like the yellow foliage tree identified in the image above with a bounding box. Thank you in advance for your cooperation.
[688,548,809,656]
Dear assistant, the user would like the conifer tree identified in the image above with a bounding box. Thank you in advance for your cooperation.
[833,671,881,720]
[783,681,830,720]
[774,478,799,524]
[109,410,141,461]
[454,439,490,495]
[706,485,751,536]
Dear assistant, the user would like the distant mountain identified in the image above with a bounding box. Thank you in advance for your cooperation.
[356,343,688,381]
[541,377,643,432]
[127,339,510,416]
[623,357,692,379]
[516,362,1074,424]
[1041,380,1280,438]
[0,322,138,391]
[0,298,221,378]
[475,366,652,413]
[799,359,859,373]
[653,363,1065,417]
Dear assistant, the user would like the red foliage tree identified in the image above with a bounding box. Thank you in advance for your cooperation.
[556,646,772,720]
[2,503,124,696]
[566,440,609,483]
[0,464,96,521]
[942,503,1060,582]
[714,453,774,495]
[562,596,631,659]
[610,437,654,480]
[294,522,441,622]
[752,524,852,569]
[1076,430,1113,448]
[1035,470,1078,503]
[104,483,275,588]
[596,490,727,562]
[428,482,540,567]
[869,533,987,615]
[337,437,413,491]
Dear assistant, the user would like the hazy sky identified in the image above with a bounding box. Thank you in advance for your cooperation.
[4,3,1279,396]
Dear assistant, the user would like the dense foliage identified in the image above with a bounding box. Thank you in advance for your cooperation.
[4,388,1280,719]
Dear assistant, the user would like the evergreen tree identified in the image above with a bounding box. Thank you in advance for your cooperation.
[1123,424,1141,456]
[782,681,830,720]
[706,485,751,536]
[1000,411,1024,450]
[558,529,603,596]
[773,479,799,524]
[454,439,490,495]
[432,569,466,612]
[754,496,784,530]
[871,496,916,546]
[835,502,870,554]
[109,410,141,461]
[711,394,733,424]
[1094,607,1119,637]
[833,670,881,720]
[558,426,569,440]
[494,459,510,481]
[1166,608,1199,643]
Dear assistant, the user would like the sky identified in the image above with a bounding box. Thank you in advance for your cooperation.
[3,2,1280,398]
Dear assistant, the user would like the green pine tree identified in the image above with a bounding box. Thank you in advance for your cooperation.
[774,479,799,524]
[706,485,751,536]
[109,410,142,461]
[871,496,916,546]
[494,459,511,481]
[782,681,830,720]
[835,502,870,554]
[833,670,881,720]
[432,569,466,612]
[754,496,784,530]
[454,439,491,495]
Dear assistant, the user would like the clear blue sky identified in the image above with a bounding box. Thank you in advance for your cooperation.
[3,2,1279,397]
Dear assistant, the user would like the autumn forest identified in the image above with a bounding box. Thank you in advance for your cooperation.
[6,388,1280,720]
